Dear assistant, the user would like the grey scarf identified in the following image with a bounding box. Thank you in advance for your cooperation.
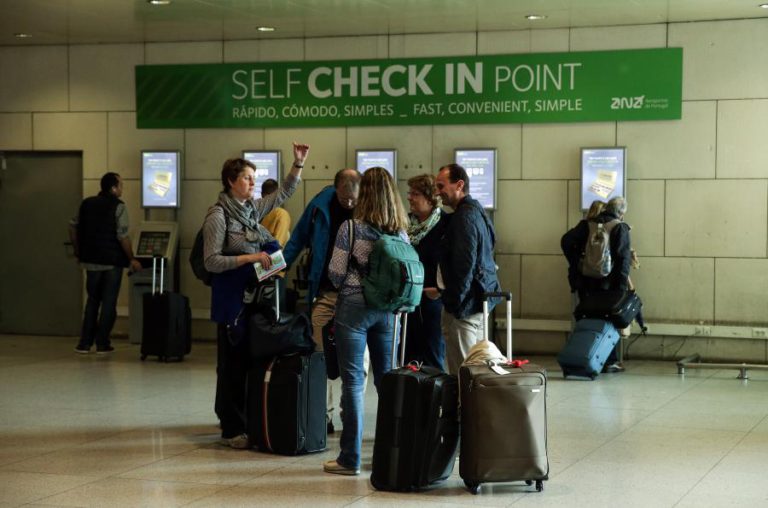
[217,192,271,243]
[407,207,442,246]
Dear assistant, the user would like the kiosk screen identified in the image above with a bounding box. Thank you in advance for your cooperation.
[455,149,497,210]
[142,151,180,208]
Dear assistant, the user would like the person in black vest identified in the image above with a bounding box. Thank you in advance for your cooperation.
[69,172,142,354]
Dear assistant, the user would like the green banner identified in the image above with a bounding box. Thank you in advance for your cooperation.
[136,48,682,128]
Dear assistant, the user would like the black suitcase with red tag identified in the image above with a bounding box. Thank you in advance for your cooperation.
[370,313,460,491]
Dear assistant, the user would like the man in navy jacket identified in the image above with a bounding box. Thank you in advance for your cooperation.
[436,164,501,374]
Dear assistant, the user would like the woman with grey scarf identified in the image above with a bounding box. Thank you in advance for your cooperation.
[403,174,450,371]
[203,142,309,449]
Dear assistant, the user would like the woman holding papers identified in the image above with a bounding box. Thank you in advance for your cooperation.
[203,142,309,449]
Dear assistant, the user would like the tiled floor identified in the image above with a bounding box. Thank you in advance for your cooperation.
[1,335,768,507]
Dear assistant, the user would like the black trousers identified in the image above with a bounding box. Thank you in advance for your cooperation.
[404,297,447,371]
[215,323,251,439]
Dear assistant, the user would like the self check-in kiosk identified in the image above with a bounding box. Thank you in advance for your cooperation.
[128,221,179,344]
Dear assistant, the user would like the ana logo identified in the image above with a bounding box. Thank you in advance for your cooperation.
[610,95,645,110]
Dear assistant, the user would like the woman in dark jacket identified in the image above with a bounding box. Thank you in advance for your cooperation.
[203,142,309,449]
[404,174,450,370]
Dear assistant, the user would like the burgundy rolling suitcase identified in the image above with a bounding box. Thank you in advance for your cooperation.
[141,256,191,362]
[370,313,460,491]
[459,292,549,494]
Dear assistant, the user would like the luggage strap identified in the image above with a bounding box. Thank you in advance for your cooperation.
[261,357,278,452]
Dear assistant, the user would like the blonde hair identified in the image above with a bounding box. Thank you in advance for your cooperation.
[586,200,605,220]
[354,167,409,234]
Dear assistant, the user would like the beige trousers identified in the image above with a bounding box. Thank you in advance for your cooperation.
[441,310,485,375]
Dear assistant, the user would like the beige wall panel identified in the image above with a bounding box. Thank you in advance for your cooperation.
[566,180,583,229]
[717,100,768,179]
[34,113,107,179]
[179,246,211,312]
[304,180,332,207]
[433,124,521,180]
[256,39,304,62]
[478,31,530,55]
[185,129,264,179]
[715,259,768,325]
[520,255,572,319]
[570,25,667,51]
[617,101,716,179]
[0,114,32,149]
[347,126,432,180]
[305,36,388,60]
[669,19,768,100]
[227,39,305,62]
[224,40,261,62]
[145,42,223,64]
[69,44,144,111]
[530,29,570,53]
[108,112,183,180]
[625,180,665,257]
[630,257,714,323]
[389,33,476,58]
[0,46,68,112]
[264,128,345,180]
[496,254,521,316]
[522,122,615,179]
[495,180,567,255]
[666,180,767,257]
[178,180,220,250]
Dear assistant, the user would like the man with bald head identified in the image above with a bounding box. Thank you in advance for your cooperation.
[284,168,367,434]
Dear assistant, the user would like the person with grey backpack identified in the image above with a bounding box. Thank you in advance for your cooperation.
[561,196,632,373]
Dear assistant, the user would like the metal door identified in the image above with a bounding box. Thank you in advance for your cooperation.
[0,151,83,335]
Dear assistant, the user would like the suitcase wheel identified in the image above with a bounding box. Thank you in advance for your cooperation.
[464,480,480,495]
[535,480,544,492]
[140,354,147,361]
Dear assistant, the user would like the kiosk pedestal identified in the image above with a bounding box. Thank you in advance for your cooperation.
[128,222,179,344]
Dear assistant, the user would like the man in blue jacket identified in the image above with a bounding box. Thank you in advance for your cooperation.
[283,168,365,433]
[436,164,501,374]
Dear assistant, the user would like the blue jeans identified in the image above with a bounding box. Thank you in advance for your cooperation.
[78,267,123,349]
[334,293,398,469]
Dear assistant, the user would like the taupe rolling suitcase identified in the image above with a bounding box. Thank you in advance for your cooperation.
[459,291,549,494]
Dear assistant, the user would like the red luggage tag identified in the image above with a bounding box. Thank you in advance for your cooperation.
[507,359,529,368]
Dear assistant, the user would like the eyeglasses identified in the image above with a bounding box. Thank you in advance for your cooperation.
[406,190,423,198]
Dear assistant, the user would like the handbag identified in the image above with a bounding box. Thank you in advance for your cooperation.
[248,311,314,360]
[574,289,642,329]
[248,277,314,359]
[322,317,339,380]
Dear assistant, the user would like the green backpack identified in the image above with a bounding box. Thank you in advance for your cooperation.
[353,223,425,313]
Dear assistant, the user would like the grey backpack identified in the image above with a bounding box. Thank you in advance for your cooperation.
[580,219,620,278]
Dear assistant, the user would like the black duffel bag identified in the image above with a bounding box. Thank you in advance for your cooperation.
[248,311,314,360]
[574,289,642,329]
[248,276,314,359]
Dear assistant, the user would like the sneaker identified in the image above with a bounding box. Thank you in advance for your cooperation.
[96,346,115,354]
[74,346,91,354]
[222,433,250,449]
[603,362,626,374]
[323,459,359,476]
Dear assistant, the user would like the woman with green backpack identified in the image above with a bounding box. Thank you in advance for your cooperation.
[323,166,415,476]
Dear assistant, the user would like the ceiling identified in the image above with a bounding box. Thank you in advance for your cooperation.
[2,0,767,46]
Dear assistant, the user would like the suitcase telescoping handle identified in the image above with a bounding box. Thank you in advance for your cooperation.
[151,255,166,295]
[483,291,513,361]
[273,276,281,322]
[390,312,408,370]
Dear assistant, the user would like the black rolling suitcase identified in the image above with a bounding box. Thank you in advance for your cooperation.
[245,278,325,455]
[370,313,460,491]
[459,292,549,494]
[246,351,327,455]
[141,256,191,362]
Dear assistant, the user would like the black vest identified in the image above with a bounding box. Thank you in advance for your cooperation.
[77,193,129,267]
